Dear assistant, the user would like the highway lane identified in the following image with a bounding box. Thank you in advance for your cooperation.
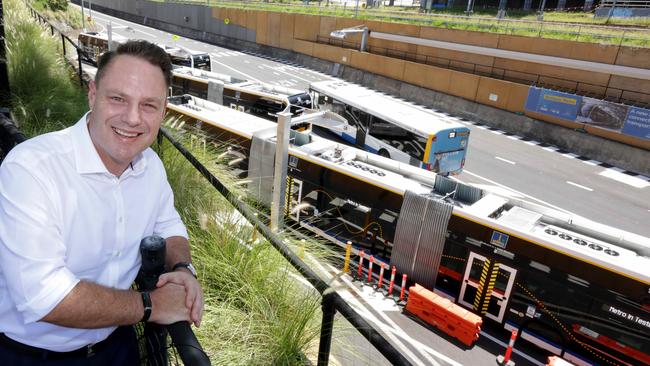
[87,9,650,238]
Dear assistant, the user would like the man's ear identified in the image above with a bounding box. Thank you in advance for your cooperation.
[88,80,97,110]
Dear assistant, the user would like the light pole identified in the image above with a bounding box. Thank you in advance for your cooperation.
[330,26,370,52]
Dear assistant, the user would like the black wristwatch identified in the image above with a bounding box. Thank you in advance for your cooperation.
[140,291,152,323]
[172,262,197,278]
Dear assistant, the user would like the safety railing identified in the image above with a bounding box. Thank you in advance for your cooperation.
[600,0,650,8]
[161,128,414,365]
[316,35,650,108]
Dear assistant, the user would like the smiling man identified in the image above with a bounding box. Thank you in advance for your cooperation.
[0,40,203,365]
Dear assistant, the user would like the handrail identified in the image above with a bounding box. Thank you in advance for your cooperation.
[160,127,414,366]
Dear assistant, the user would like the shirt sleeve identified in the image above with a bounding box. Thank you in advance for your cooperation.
[152,159,188,240]
[0,160,80,324]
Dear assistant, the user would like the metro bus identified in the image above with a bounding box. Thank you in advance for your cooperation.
[158,44,211,71]
[166,94,649,366]
[78,31,126,65]
[310,80,471,175]
[170,67,312,119]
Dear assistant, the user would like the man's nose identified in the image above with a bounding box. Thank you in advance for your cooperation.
[122,103,140,126]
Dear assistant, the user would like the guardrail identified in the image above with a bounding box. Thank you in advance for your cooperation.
[161,128,414,366]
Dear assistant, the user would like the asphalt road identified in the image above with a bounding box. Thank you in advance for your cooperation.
[77,7,648,365]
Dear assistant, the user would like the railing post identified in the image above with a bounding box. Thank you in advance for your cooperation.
[61,34,66,57]
[77,48,84,87]
[317,293,336,366]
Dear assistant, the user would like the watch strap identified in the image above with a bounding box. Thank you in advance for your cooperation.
[172,262,197,278]
[140,291,152,323]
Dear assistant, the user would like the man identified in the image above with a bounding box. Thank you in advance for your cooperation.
[0,40,203,364]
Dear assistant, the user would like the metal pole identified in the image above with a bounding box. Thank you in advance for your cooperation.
[270,112,291,232]
[465,0,473,15]
[317,293,336,366]
[107,22,113,51]
[355,0,359,18]
[0,0,11,117]
[81,0,85,30]
[360,28,369,52]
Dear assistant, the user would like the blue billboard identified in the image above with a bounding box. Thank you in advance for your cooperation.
[525,87,582,121]
[622,107,650,140]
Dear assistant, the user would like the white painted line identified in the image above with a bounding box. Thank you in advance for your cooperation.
[599,169,650,189]
[562,153,579,159]
[507,135,520,140]
[495,156,516,165]
[523,140,540,145]
[210,53,222,58]
[542,146,559,152]
[476,125,488,130]
[583,160,601,166]
[479,331,545,366]
[272,72,280,76]
[243,60,250,64]
[266,65,316,84]
[211,58,262,82]
[463,170,574,214]
[491,130,506,134]
[566,181,594,191]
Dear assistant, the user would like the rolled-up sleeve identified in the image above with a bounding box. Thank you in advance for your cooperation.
[0,161,79,324]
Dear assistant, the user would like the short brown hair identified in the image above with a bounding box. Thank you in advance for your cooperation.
[95,40,172,87]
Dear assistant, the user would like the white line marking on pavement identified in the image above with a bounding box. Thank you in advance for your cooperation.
[566,181,594,191]
[542,146,559,152]
[495,156,516,165]
[211,59,262,82]
[463,170,574,214]
[265,65,317,83]
[583,160,601,166]
[523,140,540,145]
[599,169,650,189]
[562,153,579,159]
[507,135,520,140]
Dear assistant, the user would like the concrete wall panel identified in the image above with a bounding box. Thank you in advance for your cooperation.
[380,56,405,80]
[403,62,429,88]
[608,75,650,96]
[293,39,315,56]
[256,12,268,45]
[350,51,370,72]
[294,14,319,41]
[319,16,337,38]
[615,46,650,69]
[266,12,282,47]
[585,125,650,150]
[525,111,584,130]
[279,13,295,50]
[569,43,618,64]
[448,71,479,101]
[245,10,257,30]
[506,83,529,113]
[476,77,511,110]
[312,43,351,64]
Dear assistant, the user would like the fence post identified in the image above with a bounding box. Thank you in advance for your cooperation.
[61,34,66,57]
[77,48,83,87]
[317,293,336,366]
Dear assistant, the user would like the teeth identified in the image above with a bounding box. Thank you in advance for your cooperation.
[113,128,139,138]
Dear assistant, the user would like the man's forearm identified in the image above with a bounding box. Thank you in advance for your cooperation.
[41,281,143,328]
[165,236,192,271]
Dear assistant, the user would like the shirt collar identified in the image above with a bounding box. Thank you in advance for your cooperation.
[71,112,147,177]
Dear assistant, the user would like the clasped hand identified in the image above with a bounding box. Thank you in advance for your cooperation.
[148,271,204,327]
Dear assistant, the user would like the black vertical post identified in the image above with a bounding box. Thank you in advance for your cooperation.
[77,48,83,86]
[0,0,11,117]
[317,293,336,366]
[61,34,66,57]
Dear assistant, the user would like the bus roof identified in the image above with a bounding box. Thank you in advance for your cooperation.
[310,80,468,137]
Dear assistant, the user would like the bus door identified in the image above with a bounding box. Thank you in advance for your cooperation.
[458,252,517,322]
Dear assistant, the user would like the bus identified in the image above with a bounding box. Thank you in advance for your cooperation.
[310,80,470,175]
[158,45,211,71]
[166,94,650,366]
[170,67,312,119]
[78,31,126,65]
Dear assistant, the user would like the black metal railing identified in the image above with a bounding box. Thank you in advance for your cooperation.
[161,128,413,366]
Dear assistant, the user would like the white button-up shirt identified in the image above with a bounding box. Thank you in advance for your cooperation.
[0,114,188,351]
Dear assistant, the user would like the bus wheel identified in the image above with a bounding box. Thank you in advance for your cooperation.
[378,149,390,158]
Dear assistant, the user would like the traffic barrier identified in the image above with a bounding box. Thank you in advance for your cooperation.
[405,284,482,347]
[497,329,518,366]
[367,255,375,284]
[376,262,386,291]
[546,356,575,366]
[388,266,397,296]
[357,250,365,279]
[343,241,352,273]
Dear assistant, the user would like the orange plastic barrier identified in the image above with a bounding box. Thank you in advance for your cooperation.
[546,356,575,366]
[405,284,482,347]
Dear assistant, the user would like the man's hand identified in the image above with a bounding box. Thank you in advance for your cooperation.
[156,271,204,327]
[148,281,191,325]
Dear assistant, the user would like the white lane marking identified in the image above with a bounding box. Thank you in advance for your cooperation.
[243,60,250,64]
[476,125,488,130]
[599,169,650,189]
[583,160,601,166]
[523,140,540,145]
[542,146,559,152]
[490,129,506,134]
[507,135,520,140]
[210,58,262,82]
[210,53,222,58]
[495,156,516,165]
[463,170,574,214]
[566,181,594,191]
[562,153,579,159]
[479,331,545,366]
[263,65,317,84]
[273,72,280,76]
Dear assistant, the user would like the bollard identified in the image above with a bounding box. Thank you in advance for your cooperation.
[388,266,397,296]
[399,273,407,302]
[497,329,518,366]
[343,241,352,273]
[367,255,374,284]
[357,250,365,279]
[376,263,385,291]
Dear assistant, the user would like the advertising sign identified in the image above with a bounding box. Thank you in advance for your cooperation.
[621,107,650,140]
[525,88,581,121]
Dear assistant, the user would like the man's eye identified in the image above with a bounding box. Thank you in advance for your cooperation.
[143,103,158,111]
[110,96,124,102]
